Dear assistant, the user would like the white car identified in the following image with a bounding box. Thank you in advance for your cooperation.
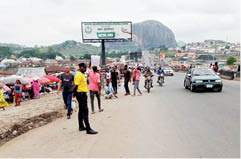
[163,67,174,76]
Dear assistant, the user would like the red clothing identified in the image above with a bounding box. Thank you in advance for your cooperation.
[88,71,101,92]
[14,92,21,105]
[135,69,141,81]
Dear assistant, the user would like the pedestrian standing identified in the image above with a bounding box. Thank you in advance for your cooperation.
[124,65,131,96]
[105,68,111,81]
[209,63,213,69]
[74,63,98,135]
[111,66,119,94]
[32,80,40,99]
[14,80,22,106]
[0,84,8,110]
[89,66,103,114]
[57,66,74,119]
[213,62,219,73]
[133,67,142,96]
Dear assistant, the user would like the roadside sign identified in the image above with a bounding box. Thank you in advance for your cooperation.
[82,22,132,43]
[91,55,100,66]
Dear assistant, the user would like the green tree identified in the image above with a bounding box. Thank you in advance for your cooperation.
[83,53,91,59]
[225,45,230,49]
[160,45,168,51]
[226,56,237,65]
[0,47,12,58]
[181,46,186,50]
[18,47,63,60]
[18,49,39,58]
[70,55,76,61]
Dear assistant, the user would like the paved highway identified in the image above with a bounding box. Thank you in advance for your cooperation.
[0,72,239,157]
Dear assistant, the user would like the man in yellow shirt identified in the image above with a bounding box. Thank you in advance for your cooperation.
[74,63,98,135]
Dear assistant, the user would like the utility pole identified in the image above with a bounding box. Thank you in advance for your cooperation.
[101,40,106,66]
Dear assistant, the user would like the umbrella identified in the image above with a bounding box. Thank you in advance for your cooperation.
[38,76,51,84]
[43,75,60,82]
[24,75,50,84]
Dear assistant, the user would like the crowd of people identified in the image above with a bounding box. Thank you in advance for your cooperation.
[0,61,166,134]
[56,62,155,135]
[0,79,58,110]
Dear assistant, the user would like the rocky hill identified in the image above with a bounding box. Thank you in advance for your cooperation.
[106,20,177,50]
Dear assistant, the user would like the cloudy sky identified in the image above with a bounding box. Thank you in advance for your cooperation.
[0,0,240,46]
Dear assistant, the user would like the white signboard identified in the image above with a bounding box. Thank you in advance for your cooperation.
[142,51,151,67]
[82,22,132,42]
[91,55,100,67]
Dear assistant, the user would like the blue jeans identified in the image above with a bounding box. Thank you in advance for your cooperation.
[134,80,142,95]
[62,92,73,116]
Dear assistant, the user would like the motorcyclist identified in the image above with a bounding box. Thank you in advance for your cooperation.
[157,67,164,83]
[144,67,153,88]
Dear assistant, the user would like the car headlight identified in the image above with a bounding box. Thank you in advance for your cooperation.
[215,79,222,82]
[195,80,203,83]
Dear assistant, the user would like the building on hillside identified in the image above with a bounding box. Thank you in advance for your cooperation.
[18,61,33,67]
[44,59,58,66]
[45,66,65,75]
[175,52,197,59]
[56,56,64,61]
[197,55,217,61]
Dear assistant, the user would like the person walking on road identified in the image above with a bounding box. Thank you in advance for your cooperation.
[14,80,22,106]
[57,66,74,119]
[133,67,142,96]
[124,65,131,96]
[74,63,98,135]
[89,66,103,114]
[111,66,120,94]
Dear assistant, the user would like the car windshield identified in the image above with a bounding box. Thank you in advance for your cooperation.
[163,67,171,70]
[192,68,215,76]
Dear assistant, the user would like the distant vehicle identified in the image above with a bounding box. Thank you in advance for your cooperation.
[157,73,164,86]
[163,67,174,76]
[184,68,223,92]
[145,75,154,93]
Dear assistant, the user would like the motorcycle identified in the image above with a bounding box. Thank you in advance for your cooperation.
[145,76,153,93]
[158,73,164,86]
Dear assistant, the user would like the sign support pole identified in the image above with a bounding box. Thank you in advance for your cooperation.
[101,40,106,66]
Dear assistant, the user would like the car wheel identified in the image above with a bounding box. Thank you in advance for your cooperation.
[184,81,188,89]
[216,87,222,92]
[190,83,195,92]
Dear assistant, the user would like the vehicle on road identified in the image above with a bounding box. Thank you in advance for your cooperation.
[146,76,152,93]
[158,73,164,86]
[184,67,223,92]
[163,67,174,76]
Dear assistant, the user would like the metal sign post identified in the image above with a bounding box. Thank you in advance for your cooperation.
[101,40,106,66]
[81,21,132,67]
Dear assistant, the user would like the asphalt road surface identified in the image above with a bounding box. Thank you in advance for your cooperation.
[0,72,239,158]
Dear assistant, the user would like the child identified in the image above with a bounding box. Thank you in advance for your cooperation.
[0,84,8,110]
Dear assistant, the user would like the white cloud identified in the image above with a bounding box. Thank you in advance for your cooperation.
[0,0,239,46]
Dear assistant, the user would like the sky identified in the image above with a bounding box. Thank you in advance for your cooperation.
[0,0,240,46]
